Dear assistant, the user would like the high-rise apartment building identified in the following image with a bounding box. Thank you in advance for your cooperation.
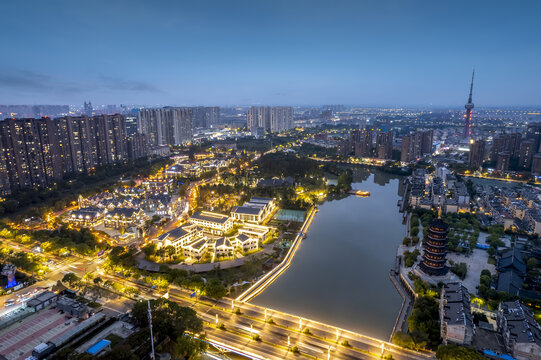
[490,133,522,162]
[526,122,541,152]
[421,130,434,155]
[127,133,148,161]
[192,107,220,128]
[0,118,63,193]
[354,128,373,158]
[518,139,536,170]
[532,154,541,176]
[137,107,193,146]
[469,139,486,168]
[125,115,138,136]
[247,106,270,133]
[0,114,141,195]
[247,106,293,133]
[497,152,511,172]
[270,107,293,133]
[375,131,393,159]
[83,101,93,116]
[401,130,433,162]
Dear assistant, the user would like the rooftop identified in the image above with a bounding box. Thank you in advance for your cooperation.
[191,211,230,224]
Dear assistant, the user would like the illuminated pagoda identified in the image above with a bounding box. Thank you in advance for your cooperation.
[419,218,449,276]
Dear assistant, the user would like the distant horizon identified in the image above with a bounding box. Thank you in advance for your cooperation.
[2,103,541,109]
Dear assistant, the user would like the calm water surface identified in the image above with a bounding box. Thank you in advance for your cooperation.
[253,169,406,340]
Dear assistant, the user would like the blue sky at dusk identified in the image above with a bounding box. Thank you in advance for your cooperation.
[1,0,540,106]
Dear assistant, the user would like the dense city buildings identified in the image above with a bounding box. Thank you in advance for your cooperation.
[0,105,70,120]
[497,301,541,360]
[137,107,193,146]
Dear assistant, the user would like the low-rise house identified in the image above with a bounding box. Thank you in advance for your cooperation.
[183,238,209,260]
[440,282,474,345]
[257,177,294,188]
[57,296,88,318]
[66,207,104,227]
[497,248,527,296]
[27,291,58,312]
[142,178,173,192]
[498,301,541,360]
[525,210,541,236]
[144,194,172,216]
[154,224,203,254]
[238,224,270,241]
[189,211,233,235]
[232,233,259,253]
[213,237,234,257]
[104,208,147,229]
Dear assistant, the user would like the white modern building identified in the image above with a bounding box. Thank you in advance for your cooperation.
[189,211,233,235]
[231,197,276,224]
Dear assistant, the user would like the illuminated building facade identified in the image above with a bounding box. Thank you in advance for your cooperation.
[420,218,449,276]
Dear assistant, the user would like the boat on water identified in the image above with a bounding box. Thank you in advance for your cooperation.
[355,190,370,197]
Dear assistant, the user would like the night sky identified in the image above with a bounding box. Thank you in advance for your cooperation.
[1,0,540,106]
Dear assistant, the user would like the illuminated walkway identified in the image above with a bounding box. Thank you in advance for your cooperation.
[235,206,318,303]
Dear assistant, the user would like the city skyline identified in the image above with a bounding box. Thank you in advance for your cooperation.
[1,0,541,106]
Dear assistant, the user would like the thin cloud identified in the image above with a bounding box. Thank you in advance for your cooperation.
[0,69,88,93]
[99,75,161,92]
[0,69,161,95]
[0,69,53,90]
